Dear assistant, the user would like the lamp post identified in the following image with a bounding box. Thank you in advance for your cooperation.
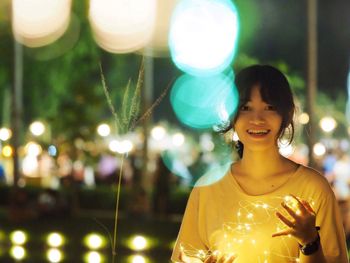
[306,0,318,168]
[11,39,23,187]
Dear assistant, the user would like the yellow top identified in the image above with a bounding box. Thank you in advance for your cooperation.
[171,165,348,263]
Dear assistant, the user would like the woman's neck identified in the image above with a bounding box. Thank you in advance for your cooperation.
[237,147,293,180]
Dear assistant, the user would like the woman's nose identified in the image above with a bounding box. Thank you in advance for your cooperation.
[249,111,265,125]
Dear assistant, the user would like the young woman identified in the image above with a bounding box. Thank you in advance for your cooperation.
[171,65,348,263]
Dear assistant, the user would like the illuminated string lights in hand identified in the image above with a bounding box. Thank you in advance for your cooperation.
[180,195,316,263]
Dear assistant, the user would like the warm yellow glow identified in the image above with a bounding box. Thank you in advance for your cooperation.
[313,142,326,157]
[12,0,71,47]
[25,141,42,156]
[319,116,337,133]
[22,155,39,177]
[29,121,45,136]
[47,248,63,263]
[130,255,146,263]
[181,196,316,262]
[89,0,157,53]
[2,145,13,157]
[10,246,26,260]
[47,233,64,247]
[0,127,12,141]
[97,123,110,137]
[10,231,27,245]
[85,251,102,263]
[298,112,310,125]
[151,126,166,141]
[84,233,105,250]
[109,139,133,154]
[131,235,148,251]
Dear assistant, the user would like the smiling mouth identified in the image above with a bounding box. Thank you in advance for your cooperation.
[247,129,271,135]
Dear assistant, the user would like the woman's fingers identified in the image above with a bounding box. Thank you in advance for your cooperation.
[281,202,299,219]
[275,211,295,228]
[224,254,237,263]
[302,200,315,214]
[204,254,217,263]
[289,194,307,214]
[271,228,292,237]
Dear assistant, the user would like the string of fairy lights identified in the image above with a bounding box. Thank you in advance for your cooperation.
[180,195,315,263]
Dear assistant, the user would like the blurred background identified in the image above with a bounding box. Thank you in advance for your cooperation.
[1,0,350,262]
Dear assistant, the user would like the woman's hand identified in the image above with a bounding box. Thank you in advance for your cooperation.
[180,251,236,263]
[272,194,319,245]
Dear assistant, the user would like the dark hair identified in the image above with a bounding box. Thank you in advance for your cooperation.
[222,65,295,158]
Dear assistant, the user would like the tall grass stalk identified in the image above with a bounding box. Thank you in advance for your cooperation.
[99,59,172,262]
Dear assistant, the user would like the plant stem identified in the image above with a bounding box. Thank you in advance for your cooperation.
[112,154,125,263]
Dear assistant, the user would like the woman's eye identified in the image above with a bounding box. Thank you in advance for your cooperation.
[266,105,276,111]
[240,105,250,111]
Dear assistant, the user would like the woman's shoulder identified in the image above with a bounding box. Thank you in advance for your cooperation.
[295,164,333,191]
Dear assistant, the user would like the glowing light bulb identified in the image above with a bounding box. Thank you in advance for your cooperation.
[47,233,64,247]
[29,121,46,136]
[0,128,12,141]
[10,246,26,260]
[10,231,27,245]
[131,235,148,251]
[47,248,63,263]
[97,123,110,137]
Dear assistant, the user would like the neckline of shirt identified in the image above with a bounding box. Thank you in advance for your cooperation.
[227,164,303,197]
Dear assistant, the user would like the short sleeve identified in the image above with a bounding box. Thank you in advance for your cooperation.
[316,189,349,263]
[171,189,207,262]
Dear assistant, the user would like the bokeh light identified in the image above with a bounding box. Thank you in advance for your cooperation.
[128,254,148,263]
[169,0,239,75]
[47,233,65,247]
[10,246,26,260]
[47,248,63,263]
[29,121,45,136]
[109,139,133,154]
[200,134,215,152]
[97,123,111,137]
[48,145,58,157]
[319,116,337,133]
[193,161,231,187]
[89,0,157,53]
[313,142,326,157]
[170,70,238,129]
[25,141,42,157]
[129,235,148,251]
[298,112,310,125]
[2,145,13,157]
[10,230,27,245]
[151,126,166,141]
[12,0,71,47]
[143,0,179,56]
[84,233,106,250]
[84,251,102,263]
[0,127,12,141]
[172,133,185,147]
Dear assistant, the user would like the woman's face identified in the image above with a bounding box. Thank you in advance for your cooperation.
[234,85,282,152]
